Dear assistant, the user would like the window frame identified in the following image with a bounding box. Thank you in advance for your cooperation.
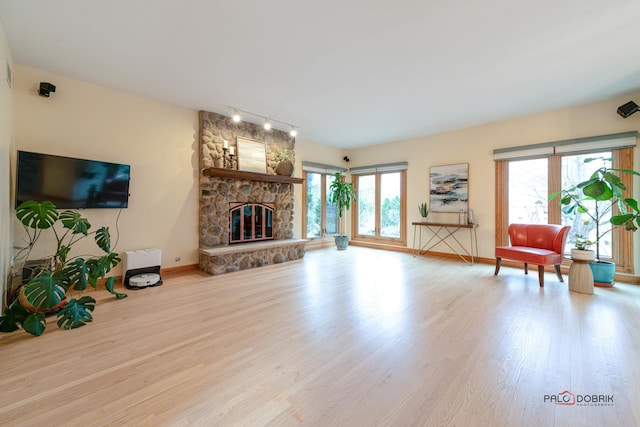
[495,147,634,274]
[351,169,407,246]
[301,170,338,239]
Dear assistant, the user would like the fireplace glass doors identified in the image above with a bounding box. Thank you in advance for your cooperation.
[229,202,274,244]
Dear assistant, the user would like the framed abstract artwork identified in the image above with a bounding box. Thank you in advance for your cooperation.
[237,137,267,173]
[429,163,469,212]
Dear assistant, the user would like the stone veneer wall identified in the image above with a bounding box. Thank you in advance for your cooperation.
[200,111,295,174]
[198,111,297,249]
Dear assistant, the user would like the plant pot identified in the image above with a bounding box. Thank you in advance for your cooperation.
[570,249,595,262]
[19,285,68,314]
[275,159,294,176]
[589,260,615,287]
[334,235,349,250]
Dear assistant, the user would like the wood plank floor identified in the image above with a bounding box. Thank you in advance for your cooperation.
[1,246,639,426]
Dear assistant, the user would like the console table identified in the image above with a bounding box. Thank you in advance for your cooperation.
[412,221,479,265]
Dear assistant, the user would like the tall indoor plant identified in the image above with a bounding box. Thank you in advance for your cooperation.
[0,200,126,336]
[329,172,357,250]
[550,157,640,285]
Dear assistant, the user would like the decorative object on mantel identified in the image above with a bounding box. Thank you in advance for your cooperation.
[229,106,299,137]
[329,172,357,250]
[237,137,267,173]
[274,148,294,176]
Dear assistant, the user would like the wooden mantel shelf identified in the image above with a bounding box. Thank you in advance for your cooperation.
[202,167,304,184]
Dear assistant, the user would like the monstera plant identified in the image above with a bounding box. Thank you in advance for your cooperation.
[0,200,126,336]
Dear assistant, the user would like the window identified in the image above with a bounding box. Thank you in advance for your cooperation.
[508,158,548,224]
[494,132,636,273]
[302,163,342,239]
[351,163,407,246]
[560,153,613,257]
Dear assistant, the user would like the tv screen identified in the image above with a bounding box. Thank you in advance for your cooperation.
[16,151,131,209]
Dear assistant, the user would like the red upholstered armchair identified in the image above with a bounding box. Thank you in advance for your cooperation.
[495,224,571,287]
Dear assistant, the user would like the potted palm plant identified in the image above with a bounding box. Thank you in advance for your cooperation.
[329,172,357,250]
[550,157,640,286]
[0,200,126,336]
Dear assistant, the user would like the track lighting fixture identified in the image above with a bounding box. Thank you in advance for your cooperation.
[228,106,298,137]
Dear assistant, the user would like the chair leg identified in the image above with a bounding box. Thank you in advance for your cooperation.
[554,265,563,282]
[524,263,528,275]
[537,265,544,287]
[494,258,502,276]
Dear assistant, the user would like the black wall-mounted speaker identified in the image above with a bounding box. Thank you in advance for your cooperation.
[37,82,56,97]
[617,101,639,118]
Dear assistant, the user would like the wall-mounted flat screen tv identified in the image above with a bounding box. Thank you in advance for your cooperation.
[16,150,131,209]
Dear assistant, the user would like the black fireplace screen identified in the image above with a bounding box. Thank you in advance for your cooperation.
[229,202,274,243]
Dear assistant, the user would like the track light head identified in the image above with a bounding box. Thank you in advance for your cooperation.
[264,120,272,130]
[617,101,639,118]
[232,111,241,122]
[289,127,297,137]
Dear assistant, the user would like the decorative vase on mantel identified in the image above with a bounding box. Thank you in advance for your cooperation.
[275,159,294,176]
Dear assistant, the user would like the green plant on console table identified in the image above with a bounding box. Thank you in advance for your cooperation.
[0,200,127,336]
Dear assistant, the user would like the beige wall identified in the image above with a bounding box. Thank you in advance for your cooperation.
[1,20,14,307]
[13,65,200,274]
[10,62,640,281]
[347,94,640,274]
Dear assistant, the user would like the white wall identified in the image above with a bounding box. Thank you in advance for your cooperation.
[13,65,199,274]
[0,20,14,308]
[347,94,640,274]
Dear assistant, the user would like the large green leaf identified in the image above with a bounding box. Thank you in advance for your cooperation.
[105,277,127,299]
[59,210,91,235]
[63,259,90,291]
[23,312,47,336]
[0,303,29,333]
[582,180,613,201]
[16,200,58,229]
[623,198,639,212]
[86,253,121,287]
[23,271,67,311]
[610,214,635,226]
[95,227,112,253]
[56,296,95,330]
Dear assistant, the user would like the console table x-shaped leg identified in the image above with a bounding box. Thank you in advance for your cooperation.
[412,222,479,265]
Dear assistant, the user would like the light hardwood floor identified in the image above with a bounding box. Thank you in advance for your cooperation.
[1,247,639,426]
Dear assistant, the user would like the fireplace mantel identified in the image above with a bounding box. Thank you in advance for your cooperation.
[203,168,304,184]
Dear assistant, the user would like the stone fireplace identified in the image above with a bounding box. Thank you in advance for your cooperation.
[198,111,306,275]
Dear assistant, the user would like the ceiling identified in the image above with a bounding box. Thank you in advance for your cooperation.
[1,1,640,148]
